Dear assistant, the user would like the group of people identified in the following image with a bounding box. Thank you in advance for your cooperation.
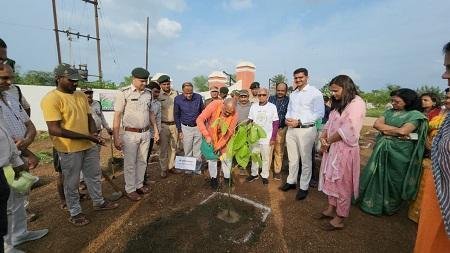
[1,35,449,253]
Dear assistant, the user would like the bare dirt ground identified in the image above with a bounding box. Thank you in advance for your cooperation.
[17,121,417,253]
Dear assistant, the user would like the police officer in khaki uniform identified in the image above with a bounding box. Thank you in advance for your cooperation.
[157,74,179,178]
[113,68,159,201]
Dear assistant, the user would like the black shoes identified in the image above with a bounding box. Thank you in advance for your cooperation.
[280,183,296,191]
[296,189,308,200]
[210,177,219,190]
[246,175,259,182]
[262,178,269,185]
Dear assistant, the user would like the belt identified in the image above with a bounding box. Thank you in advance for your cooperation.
[182,123,197,127]
[299,123,315,128]
[124,126,150,133]
[162,121,175,125]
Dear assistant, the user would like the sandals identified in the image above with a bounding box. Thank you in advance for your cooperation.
[313,212,334,220]
[320,221,344,231]
[127,191,142,201]
[136,186,150,195]
[69,213,90,226]
[94,200,119,211]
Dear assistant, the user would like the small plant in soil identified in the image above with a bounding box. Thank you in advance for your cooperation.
[217,121,266,223]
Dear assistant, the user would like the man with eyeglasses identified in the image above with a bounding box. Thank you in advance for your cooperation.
[174,82,204,174]
[246,88,279,185]
[268,82,289,180]
[281,68,324,201]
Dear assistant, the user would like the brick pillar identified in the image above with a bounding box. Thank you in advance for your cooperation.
[235,61,255,90]
[208,71,227,89]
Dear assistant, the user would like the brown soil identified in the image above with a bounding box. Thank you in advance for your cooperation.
[17,128,417,253]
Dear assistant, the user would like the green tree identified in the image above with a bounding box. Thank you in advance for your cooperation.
[78,80,117,90]
[416,85,444,96]
[320,84,331,97]
[272,74,287,84]
[386,84,401,91]
[192,75,209,92]
[21,70,54,86]
[118,75,132,88]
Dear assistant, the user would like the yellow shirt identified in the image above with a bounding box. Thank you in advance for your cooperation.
[40,89,94,152]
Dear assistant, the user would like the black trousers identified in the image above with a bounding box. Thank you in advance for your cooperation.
[1,167,10,250]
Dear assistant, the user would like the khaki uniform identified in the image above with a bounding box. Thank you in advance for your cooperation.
[158,89,178,173]
[114,85,152,193]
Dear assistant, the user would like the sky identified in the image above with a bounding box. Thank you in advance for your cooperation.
[1,0,449,91]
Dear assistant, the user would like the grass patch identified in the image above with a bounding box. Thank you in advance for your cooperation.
[366,107,385,117]
[35,150,53,164]
[36,131,50,141]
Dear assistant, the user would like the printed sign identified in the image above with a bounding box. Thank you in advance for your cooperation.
[175,156,197,171]
[99,92,116,111]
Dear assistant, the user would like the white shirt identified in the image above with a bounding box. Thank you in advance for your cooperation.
[248,102,279,144]
[285,84,324,125]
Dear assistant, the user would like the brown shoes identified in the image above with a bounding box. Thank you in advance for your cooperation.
[127,191,142,201]
[168,168,182,174]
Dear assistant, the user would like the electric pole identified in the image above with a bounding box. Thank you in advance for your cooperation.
[51,0,62,64]
[145,16,149,71]
[93,0,103,81]
[51,0,103,81]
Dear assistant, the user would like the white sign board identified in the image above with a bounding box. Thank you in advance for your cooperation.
[175,156,197,171]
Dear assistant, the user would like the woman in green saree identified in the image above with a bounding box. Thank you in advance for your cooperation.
[358,88,428,215]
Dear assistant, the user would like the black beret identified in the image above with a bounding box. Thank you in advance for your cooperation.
[131,67,150,79]
[250,81,260,89]
[219,87,229,94]
[157,74,171,83]
[147,81,160,90]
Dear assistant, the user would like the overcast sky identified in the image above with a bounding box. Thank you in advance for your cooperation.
[1,0,449,91]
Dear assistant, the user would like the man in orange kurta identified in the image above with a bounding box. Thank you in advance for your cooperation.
[196,98,238,189]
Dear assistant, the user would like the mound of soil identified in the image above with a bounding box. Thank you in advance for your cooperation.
[124,195,265,253]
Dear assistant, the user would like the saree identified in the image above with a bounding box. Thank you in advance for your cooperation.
[414,114,450,252]
[408,110,446,222]
[358,109,428,215]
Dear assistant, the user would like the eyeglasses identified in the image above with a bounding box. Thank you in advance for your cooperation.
[257,94,267,97]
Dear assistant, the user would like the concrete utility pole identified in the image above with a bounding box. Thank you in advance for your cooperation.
[145,16,149,71]
[93,0,103,81]
[51,0,62,64]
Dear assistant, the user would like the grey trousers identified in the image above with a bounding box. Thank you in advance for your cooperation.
[58,145,104,217]
[181,124,202,159]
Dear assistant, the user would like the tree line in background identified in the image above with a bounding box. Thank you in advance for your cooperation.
[13,68,445,117]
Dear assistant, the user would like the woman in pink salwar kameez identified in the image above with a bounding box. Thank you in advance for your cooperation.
[316,75,366,231]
